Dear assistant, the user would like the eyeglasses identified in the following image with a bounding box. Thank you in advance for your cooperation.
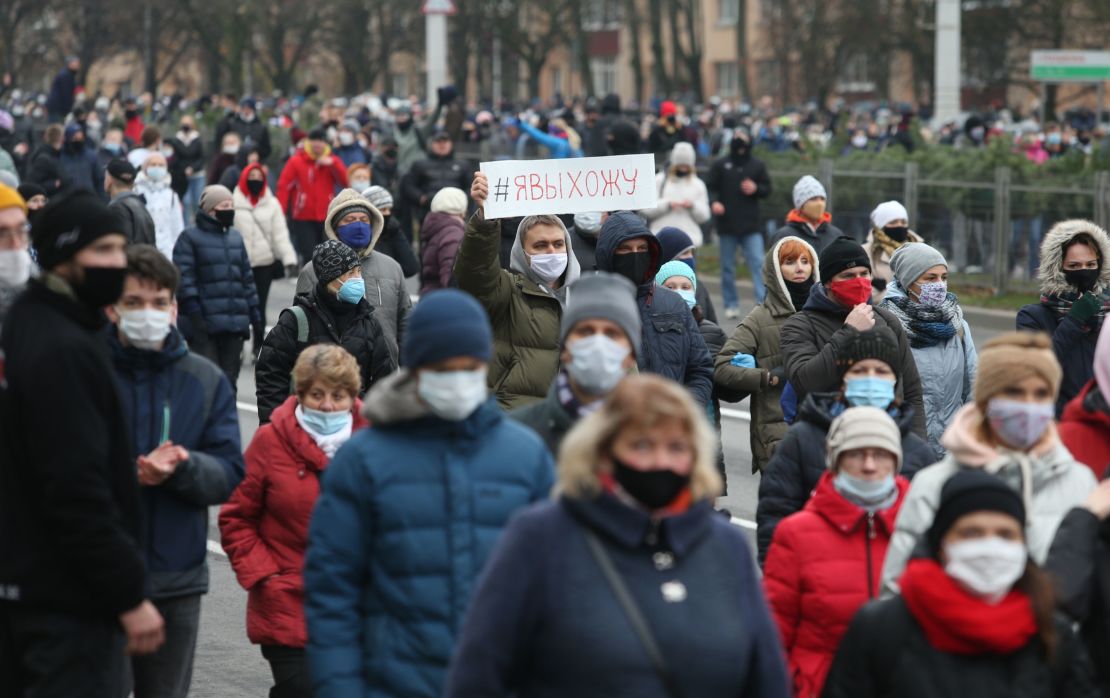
[0,222,31,245]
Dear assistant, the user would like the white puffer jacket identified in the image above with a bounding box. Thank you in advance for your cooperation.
[232,185,297,269]
[642,169,712,246]
[134,174,184,259]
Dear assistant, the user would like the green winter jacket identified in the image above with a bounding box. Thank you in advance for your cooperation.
[714,236,819,472]
[454,212,581,410]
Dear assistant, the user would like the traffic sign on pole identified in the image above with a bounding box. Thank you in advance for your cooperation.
[422,0,457,15]
[1031,51,1110,82]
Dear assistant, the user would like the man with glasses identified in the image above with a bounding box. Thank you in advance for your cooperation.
[0,183,32,331]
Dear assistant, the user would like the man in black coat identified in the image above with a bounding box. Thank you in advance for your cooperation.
[0,190,165,695]
[46,56,80,123]
[705,131,772,319]
[403,130,472,235]
[214,97,271,162]
[25,123,65,196]
[105,158,157,246]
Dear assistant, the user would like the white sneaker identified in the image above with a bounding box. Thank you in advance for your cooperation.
[725,307,741,320]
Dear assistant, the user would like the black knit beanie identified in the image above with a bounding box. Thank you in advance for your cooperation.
[927,470,1025,556]
[835,327,900,377]
[819,236,872,282]
[32,189,124,270]
[312,240,360,285]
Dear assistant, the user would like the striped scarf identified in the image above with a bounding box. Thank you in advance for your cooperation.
[1041,291,1110,329]
[884,291,964,348]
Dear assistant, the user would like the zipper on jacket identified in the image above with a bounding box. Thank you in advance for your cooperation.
[160,400,171,445]
[865,513,876,599]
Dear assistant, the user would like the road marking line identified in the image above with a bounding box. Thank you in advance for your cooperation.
[721,408,751,421]
[236,402,259,414]
[207,539,227,557]
[730,516,757,530]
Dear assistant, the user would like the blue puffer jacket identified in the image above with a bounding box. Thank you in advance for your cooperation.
[110,327,244,599]
[595,212,713,405]
[304,370,555,698]
[173,211,262,338]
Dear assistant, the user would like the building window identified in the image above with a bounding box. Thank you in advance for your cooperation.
[718,0,740,25]
[837,53,875,93]
[716,61,740,97]
[391,73,408,97]
[583,0,621,30]
[591,57,618,96]
[551,67,563,95]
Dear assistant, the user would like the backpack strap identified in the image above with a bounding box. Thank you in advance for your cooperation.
[288,306,309,344]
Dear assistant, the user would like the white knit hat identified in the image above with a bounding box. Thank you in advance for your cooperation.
[871,200,910,230]
[671,142,696,167]
[792,175,827,210]
[430,187,468,215]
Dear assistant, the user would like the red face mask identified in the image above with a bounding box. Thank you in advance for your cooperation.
[828,276,872,306]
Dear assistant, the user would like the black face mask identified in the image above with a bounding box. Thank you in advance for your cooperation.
[883,225,910,243]
[246,179,265,197]
[1064,268,1101,294]
[731,141,749,158]
[613,458,689,510]
[382,148,398,159]
[67,140,85,153]
[125,109,138,120]
[214,209,236,229]
[674,167,692,177]
[784,277,815,310]
[73,265,127,309]
[611,250,653,286]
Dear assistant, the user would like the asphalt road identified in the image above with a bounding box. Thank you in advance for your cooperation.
[190,273,1015,695]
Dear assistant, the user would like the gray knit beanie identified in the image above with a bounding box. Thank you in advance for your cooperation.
[560,272,643,358]
[363,185,393,211]
[890,242,947,290]
[826,406,903,473]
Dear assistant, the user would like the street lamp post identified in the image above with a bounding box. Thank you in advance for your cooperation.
[933,0,962,125]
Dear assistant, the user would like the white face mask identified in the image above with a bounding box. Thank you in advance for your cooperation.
[529,252,568,284]
[944,536,1027,604]
[339,132,356,146]
[566,333,630,396]
[418,367,489,421]
[0,248,33,286]
[117,307,173,350]
[350,179,371,192]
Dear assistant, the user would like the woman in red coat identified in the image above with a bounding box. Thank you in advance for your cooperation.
[762,406,908,698]
[219,344,368,697]
[1059,321,1110,479]
[275,129,349,265]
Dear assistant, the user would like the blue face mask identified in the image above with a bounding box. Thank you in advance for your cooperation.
[675,288,697,308]
[679,257,697,272]
[337,276,365,304]
[298,405,353,436]
[844,376,896,408]
[104,142,122,154]
[833,473,898,511]
[337,221,372,248]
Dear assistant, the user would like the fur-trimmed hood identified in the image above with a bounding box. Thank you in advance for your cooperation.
[323,188,386,257]
[1038,219,1110,296]
[762,235,820,316]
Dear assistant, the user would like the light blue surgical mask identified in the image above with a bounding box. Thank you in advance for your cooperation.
[297,405,353,436]
[833,472,897,512]
[104,142,122,154]
[145,166,167,181]
[843,376,896,408]
[337,277,365,304]
[418,368,489,421]
[675,288,697,309]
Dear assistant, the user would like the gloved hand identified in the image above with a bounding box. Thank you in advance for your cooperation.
[768,365,786,386]
[188,312,208,344]
[252,322,266,344]
[730,352,756,369]
[285,264,299,279]
[1069,292,1103,325]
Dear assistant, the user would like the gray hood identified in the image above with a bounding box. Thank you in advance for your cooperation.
[361,369,431,425]
[509,215,582,305]
[1038,219,1110,296]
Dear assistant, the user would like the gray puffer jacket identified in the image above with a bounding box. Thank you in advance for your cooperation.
[881,281,977,458]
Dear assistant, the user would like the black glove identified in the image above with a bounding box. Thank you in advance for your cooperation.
[188,312,208,343]
[1069,292,1103,325]
[768,365,787,387]
[285,264,299,279]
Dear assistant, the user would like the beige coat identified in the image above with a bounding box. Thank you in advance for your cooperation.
[232,187,297,269]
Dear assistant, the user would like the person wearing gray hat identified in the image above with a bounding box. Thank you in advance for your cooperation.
[769,175,847,257]
[510,272,641,453]
[880,242,977,457]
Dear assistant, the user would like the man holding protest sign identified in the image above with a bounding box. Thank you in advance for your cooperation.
[455,171,582,409]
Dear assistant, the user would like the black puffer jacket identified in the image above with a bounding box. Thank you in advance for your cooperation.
[173,212,262,338]
[1045,506,1110,696]
[704,151,772,237]
[755,392,935,563]
[822,596,1098,698]
[109,191,157,247]
[255,284,396,424]
[402,153,472,214]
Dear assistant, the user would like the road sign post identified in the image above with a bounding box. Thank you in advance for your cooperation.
[423,0,457,103]
[1031,51,1110,124]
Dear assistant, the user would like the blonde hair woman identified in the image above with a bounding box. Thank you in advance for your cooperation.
[446,375,790,697]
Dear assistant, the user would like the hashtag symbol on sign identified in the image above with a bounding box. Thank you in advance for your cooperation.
[493,178,510,203]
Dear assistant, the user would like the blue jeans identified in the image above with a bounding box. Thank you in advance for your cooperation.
[182,174,206,225]
[1010,216,1044,277]
[719,233,766,311]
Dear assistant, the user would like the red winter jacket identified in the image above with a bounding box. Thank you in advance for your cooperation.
[218,396,368,647]
[763,471,908,698]
[275,147,349,223]
[1059,380,1110,480]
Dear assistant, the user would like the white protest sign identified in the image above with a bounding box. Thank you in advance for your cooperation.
[479,154,658,219]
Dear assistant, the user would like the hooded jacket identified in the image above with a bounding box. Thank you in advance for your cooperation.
[296,189,411,362]
[420,211,466,293]
[276,145,349,222]
[1059,381,1110,479]
[763,472,909,698]
[445,494,791,698]
[881,281,977,458]
[594,213,713,405]
[454,212,582,409]
[134,171,185,259]
[110,328,244,599]
[403,151,472,218]
[303,370,555,698]
[58,138,102,194]
[704,148,772,237]
[109,190,157,247]
[780,282,926,436]
[233,163,297,269]
[174,211,263,338]
[715,237,818,472]
[769,214,846,256]
[255,283,396,424]
[376,215,420,278]
[880,403,1096,594]
[219,396,368,648]
[756,392,934,563]
[1017,220,1110,416]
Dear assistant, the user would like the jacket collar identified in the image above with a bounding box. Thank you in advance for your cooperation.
[109,326,188,369]
[30,276,107,330]
[269,395,370,473]
[798,391,917,435]
[806,471,907,536]
[561,492,715,557]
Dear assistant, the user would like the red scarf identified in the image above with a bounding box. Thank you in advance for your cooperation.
[899,558,1037,655]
